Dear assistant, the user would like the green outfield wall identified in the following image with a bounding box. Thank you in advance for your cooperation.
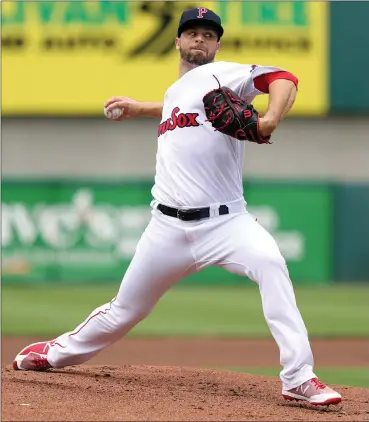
[333,184,369,282]
[1,179,346,285]
[330,2,369,114]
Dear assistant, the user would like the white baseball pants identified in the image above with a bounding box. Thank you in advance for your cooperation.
[47,198,316,390]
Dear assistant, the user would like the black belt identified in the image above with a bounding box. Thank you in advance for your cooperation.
[157,203,229,221]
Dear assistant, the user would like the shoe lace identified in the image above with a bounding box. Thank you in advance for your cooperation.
[311,378,326,390]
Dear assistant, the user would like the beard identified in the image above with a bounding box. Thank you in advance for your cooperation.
[180,47,216,66]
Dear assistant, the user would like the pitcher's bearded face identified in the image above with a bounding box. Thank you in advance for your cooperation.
[176,27,220,66]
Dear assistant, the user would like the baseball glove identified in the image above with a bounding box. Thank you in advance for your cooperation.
[203,76,271,144]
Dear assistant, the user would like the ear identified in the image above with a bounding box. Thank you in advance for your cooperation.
[216,41,221,52]
[175,37,180,50]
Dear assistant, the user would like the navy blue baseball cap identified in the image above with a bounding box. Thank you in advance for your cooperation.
[177,7,224,39]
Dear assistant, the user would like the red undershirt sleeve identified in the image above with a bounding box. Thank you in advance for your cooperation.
[253,71,299,94]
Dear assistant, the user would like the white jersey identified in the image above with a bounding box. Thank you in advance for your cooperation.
[151,61,283,208]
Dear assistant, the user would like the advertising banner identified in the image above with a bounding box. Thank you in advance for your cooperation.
[245,182,333,284]
[2,180,332,285]
[2,1,328,116]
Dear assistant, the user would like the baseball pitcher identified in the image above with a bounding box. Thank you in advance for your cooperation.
[13,7,341,406]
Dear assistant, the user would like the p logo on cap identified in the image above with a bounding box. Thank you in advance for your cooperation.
[197,7,208,18]
[177,7,224,39]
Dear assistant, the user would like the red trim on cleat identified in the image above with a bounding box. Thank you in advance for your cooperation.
[12,341,54,371]
[282,377,342,406]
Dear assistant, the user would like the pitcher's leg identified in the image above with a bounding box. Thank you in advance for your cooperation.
[217,212,315,390]
[44,211,196,369]
[252,256,315,390]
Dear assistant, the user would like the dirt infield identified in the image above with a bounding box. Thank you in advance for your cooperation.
[2,337,369,421]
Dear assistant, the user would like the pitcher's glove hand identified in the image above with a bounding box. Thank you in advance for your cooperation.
[203,76,271,144]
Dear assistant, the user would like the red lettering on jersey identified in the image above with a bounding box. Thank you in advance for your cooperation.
[177,114,187,128]
[187,113,199,126]
[158,107,200,136]
[168,107,179,130]
[197,7,208,18]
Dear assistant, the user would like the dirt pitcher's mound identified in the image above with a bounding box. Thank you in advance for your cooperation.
[2,365,368,421]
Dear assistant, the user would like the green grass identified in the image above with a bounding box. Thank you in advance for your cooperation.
[2,283,368,338]
[213,367,369,388]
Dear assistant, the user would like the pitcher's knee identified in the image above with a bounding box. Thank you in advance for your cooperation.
[251,249,289,282]
[260,249,286,269]
[111,301,152,330]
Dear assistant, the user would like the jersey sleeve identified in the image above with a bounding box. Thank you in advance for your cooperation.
[225,63,293,99]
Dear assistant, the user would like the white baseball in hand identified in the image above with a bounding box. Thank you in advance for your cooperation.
[104,106,123,120]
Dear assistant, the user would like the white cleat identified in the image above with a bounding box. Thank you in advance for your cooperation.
[282,377,342,405]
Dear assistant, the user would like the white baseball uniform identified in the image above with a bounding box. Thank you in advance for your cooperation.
[47,61,316,390]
